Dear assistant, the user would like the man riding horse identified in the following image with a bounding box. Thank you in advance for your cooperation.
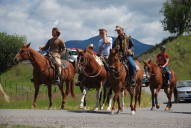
[113,25,136,87]
[156,45,171,86]
[39,27,66,84]
[97,28,113,70]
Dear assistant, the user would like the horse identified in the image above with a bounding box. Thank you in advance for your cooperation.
[108,49,144,115]
[126,58,144,115]
[0,83,10,103]
[76,48,107,110]
[107,48,127,113]
[144,60,177,111]
[14,43,75,109]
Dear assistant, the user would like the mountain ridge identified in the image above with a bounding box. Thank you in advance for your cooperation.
[65,36,153,56]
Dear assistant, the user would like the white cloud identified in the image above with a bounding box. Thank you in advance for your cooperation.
[0,0,170,49]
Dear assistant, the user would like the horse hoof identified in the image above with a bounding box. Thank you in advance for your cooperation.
[165,107,170,111]
[101,106,104,110]
[131,110,135,115]
[107,107,111,111]
[156,104,160,109]
[94,107,99,111]
[111,110,115,115]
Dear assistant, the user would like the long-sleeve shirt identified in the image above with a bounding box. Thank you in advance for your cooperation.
[41,37,66,54]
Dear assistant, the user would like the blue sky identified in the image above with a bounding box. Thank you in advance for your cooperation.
[0,0,170,49]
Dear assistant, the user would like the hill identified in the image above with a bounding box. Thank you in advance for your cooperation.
[65,36,153,56]
[140,35,191,80]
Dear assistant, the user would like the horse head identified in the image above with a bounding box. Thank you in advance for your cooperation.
[143,59,159,79]
[108,48,122,77]
[14,43,32,63]
[76,49,90,67]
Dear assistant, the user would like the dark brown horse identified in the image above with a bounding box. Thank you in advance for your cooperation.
[77,48,107,110]
[14,43,75,109]
[144,60,177,111]
[108,49,144,114]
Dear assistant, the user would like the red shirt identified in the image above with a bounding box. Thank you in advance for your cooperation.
[157,52,169,66]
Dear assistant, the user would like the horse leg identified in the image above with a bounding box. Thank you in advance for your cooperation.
[32,83,40,108]
[101,87,108,110]
[134,86,139,112]
[117,92,122,114]
[107,88,113,111]
[155,87,161,109]
[64,80,70,99]
[121,90,125,111]
[111,92,118,114]
[94,86,102,111]
[154,92,160,109]
[164,87,172,111]
[47,85,52,109]
[58,84,65,109]
[150,87,155,111]
[128,88,135,115]
[80,88,87,109]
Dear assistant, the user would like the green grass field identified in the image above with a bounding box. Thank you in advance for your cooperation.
[0,63,151,110]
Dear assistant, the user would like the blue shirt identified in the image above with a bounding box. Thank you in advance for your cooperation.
[98,37,113,56]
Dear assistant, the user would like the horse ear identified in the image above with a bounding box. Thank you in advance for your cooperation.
[25,43,31,48]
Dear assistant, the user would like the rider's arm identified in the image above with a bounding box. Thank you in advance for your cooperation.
[40,40,50,51]
[162,57,169,68]
[59,39,66,54]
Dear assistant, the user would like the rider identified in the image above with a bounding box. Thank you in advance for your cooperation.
[156,45,171,86]
[113,25,136,87]
[97,28,112,70]
[39,27,66,84]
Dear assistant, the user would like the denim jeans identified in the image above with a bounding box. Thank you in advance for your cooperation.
[163,67,171,80]
[127,56,136,76]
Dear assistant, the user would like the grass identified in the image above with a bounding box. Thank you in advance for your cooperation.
[0,63,151,109]
[140,35,191,80]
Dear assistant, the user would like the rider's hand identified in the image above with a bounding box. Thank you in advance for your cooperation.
[39,46,43,50]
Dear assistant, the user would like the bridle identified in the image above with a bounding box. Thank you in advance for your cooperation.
[78,54,102,78]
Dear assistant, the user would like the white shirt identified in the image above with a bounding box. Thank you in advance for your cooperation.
[98,37,113,56]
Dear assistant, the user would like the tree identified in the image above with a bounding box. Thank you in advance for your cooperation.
[0,32,25,73]
[161,0,191,36]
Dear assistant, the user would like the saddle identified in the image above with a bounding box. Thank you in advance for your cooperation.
[45,54,68,70]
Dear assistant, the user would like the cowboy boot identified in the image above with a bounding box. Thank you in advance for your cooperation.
[131,74,136,87]
[55,66,61,85]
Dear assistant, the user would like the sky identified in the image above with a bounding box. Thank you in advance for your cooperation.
[0,0,170,49]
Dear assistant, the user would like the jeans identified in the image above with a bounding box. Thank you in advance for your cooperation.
[127,56,136,76]
[163,67,171,80]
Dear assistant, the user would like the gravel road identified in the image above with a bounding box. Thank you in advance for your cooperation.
[0,89,191,128]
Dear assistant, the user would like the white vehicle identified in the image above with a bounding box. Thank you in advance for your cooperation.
[62,48,78,62]
[174,80,191,103]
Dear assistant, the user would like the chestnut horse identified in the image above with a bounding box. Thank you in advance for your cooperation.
[144,60,176,111]
[108,49,144,114]
[107,49,127,113]
[77,48,107,110]
[14,43,75,109]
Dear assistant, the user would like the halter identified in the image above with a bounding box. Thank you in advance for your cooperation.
[78,54,102,78]
[109,63,125,79]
